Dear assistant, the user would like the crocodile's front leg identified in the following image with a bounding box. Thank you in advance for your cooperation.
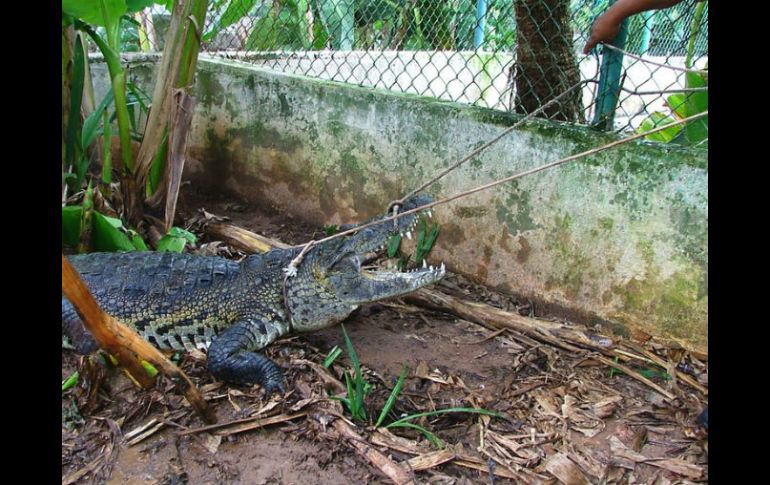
[206,317,287,393]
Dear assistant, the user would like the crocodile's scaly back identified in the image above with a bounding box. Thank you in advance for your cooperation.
[63,251,294,351]
[62,194,444,393]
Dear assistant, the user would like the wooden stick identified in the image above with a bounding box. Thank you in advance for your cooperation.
[294,374,413,485]
[404,288,608,354]
[211,412,307,437]
[329,417,413,485]
[62,255,216,423]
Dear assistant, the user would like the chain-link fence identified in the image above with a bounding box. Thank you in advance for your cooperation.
[127,0,707,136]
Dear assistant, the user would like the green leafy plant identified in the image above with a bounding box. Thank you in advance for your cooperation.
[415,216,440,266]
[374,364,408,427]
[384,407,502,448]
[157,227,198,252]
[62,371,80,392]
[63,204,193,253]
[63,0,157,175]
[333,324,371,421]
[385,215,439,271]
[323,345,342,368]
[637,69,707,146]
[63,1,210,257]
[638,1,707,146]
[331,326,502,447]
[387,233,402,258]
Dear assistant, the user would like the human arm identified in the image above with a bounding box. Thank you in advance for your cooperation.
[582,0,687,54]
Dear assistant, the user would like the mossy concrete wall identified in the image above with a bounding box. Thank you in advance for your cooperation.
[92,54,708,352]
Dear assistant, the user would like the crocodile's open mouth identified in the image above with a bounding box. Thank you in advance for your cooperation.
[362,258,446,283]
[325,194,444,301]
[360,209,445,284]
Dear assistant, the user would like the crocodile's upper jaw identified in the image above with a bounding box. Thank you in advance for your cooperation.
[333,254,446,304]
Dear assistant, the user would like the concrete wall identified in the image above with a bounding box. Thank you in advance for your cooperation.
[92,54,708,352]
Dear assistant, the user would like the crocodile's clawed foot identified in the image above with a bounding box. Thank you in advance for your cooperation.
[207,344,286,392]
[261,376,287,395]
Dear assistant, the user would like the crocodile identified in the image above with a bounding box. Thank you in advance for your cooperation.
[62,195,444,393]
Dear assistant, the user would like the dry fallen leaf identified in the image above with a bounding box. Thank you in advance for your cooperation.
[199,432,222,454]
[544,452,590,485]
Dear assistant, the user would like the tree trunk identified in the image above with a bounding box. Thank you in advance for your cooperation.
[513,0,582,122]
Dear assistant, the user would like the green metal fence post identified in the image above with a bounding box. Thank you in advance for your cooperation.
[591,0,629,131]
[474,0,488,49]
[639,11,654,55]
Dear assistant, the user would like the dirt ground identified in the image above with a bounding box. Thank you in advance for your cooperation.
[62,188,708,484]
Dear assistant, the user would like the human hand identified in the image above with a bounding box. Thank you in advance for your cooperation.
[583,11,622,54]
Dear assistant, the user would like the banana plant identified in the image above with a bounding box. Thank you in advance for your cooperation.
[62,0,210,253]
[62,1,157,174]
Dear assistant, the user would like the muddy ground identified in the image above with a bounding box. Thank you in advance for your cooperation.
[62,188,708,484]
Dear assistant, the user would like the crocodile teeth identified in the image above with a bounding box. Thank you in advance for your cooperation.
[427,210,433,218]
[422,260,427,269]
[429,265,434,272]
[440,262,446,272]
[406,231,413,240]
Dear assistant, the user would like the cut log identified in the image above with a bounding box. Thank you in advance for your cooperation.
[206,222,292,253]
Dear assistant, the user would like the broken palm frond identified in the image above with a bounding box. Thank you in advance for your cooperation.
[609,436,705,480]
[133,0,207,192]
[371,428,432,455]
[293,358,348,394]
[62,255,215,424]
[123,409,190,446]
[127,420,166,446]
[544,452,591,485]
[452,458,522,481]
[146,89,195,233]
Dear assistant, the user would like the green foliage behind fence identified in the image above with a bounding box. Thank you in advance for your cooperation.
[114,1,708,136]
